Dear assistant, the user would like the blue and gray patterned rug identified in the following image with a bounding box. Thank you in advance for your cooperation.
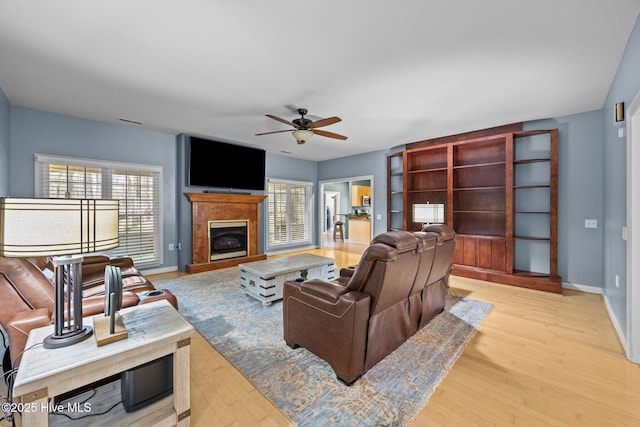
[155,267,493,427]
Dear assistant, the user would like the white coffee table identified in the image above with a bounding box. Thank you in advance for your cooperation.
[239,254,335,306]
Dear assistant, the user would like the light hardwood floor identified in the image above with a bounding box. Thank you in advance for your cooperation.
[2,243,638,427]
[151,243,640,427]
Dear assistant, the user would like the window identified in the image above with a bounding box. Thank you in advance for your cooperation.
[266,179,313,250]
[35,154,163,267]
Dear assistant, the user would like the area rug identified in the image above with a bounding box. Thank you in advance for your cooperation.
[155,267,493,427]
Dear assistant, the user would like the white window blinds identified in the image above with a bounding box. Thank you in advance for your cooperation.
[35,154,163,267]
[266,179,313,249]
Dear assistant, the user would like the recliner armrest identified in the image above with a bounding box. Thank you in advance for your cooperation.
[299,279,350,303]
[339,266,357,278]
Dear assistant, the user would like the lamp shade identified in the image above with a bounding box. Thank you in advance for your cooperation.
[0,198,119,257]
[292,129,314,144]
[413,203,445,224]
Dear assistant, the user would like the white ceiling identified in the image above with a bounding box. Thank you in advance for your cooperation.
[1,1,639,161]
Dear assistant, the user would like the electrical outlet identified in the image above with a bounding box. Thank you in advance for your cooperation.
[376,213,382,220]
[168,243,175,251]
[584,219,598,229]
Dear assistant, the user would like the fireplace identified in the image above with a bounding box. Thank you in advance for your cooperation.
[186,192,266,273]
[209,220,248,261]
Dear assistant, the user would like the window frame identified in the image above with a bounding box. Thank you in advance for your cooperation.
[34,153,163,267]
[265,178,314,251]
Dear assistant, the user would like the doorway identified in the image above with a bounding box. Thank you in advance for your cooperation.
[319,175,374,249]
[324,191,340,233]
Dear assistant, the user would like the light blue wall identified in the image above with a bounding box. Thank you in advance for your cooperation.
[524,111,605,287]
[0,86,9,196]
[602,15,640,336]
[9,107,179,271]
[319,150,389,238]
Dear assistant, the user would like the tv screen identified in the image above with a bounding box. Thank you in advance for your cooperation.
[188,137,266,191]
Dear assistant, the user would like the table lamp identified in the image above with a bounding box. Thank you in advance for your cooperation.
[0,198,119,348]
[413,203,445,227]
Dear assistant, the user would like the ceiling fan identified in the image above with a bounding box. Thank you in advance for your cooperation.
[255,108,348,144]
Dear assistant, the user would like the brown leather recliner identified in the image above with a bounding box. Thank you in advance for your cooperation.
[283,225,456,385]
[418,224,457,327]
[0,256,177,369]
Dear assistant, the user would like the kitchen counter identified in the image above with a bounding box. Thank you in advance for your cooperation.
[348,215,370,221]
[348,218,372,244]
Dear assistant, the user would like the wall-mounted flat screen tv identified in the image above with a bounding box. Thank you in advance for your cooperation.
[188,137,266,191]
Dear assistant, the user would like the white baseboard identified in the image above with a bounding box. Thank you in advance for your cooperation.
[139,265,179,276]
[562,281,603,294]
[563,282,633,361]
[602,290,631,360]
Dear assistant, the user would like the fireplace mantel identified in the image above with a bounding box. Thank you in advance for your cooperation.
[186,192,267,273]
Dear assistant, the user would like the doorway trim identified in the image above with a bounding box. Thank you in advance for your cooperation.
[627,90,640,363]
[319,175,374,249]
[324,191,340,232]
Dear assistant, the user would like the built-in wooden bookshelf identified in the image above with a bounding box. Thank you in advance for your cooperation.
[387,124,560,293]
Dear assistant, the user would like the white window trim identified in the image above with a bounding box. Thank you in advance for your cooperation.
[265,177,314,251]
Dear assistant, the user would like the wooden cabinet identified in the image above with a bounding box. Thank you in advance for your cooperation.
[351,185,371,206]
[387,125,560,293]
[348,219,371,244]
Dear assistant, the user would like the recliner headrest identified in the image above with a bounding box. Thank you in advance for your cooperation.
[372,230,419,253]
[421,224,456,243]
[413,231,437,250]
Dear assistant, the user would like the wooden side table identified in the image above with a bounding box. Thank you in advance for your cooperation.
[12,300,194,426]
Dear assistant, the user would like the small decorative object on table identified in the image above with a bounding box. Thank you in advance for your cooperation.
[93,265,129,346]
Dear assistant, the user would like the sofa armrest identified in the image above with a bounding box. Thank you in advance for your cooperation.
[7,308,52,367]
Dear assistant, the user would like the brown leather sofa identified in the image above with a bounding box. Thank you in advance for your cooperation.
[0,255,177,368]
[283,225,456,385]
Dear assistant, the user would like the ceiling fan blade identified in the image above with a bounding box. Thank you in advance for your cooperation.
[309,116,342,128]
[313,129,348,140]
[266,114,300,128]
[255,129,293,136]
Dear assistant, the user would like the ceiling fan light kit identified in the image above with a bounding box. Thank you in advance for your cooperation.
[256,108,348,145]
[292,129,314,144]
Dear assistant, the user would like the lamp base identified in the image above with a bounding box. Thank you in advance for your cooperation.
[93,313,128,347]
[43,326,93,349]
